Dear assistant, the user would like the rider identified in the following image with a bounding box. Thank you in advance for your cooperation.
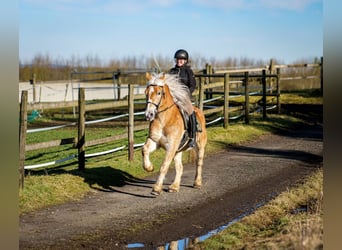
[169,49,197,147]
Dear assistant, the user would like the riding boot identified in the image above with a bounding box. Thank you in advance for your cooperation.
[188,112,197,147]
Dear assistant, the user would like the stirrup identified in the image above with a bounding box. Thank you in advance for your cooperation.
[188,138,196,148]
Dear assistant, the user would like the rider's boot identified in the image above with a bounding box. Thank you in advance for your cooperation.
[188,112,197,148]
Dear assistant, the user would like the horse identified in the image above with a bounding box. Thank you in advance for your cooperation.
[142,72,207,196]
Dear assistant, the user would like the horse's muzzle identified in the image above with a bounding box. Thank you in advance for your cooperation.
[145,110,156,121]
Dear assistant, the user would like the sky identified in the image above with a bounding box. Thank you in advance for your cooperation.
[19,0,323,65]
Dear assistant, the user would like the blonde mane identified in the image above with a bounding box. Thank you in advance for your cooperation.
[147,72,192,113]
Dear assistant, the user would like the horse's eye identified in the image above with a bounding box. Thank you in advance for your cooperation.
[157,91,161,96]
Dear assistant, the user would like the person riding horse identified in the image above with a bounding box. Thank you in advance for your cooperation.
[169,49,198,147]
[143,72,207,195]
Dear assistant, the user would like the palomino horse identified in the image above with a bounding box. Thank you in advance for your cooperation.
[142,72,207,195]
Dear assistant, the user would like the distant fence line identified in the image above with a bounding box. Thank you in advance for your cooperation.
[19,59,323,188]
[20,58,322,105]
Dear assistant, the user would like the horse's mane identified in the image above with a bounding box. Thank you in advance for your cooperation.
[147,72,191,112]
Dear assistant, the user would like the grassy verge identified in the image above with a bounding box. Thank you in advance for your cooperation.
[192,168,323,250]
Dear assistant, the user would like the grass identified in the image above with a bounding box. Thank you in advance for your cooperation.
[20,174,91,213]
[280,89,323,104]
[192,168,323,250]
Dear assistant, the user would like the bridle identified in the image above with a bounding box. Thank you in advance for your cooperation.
[146,84,176,114]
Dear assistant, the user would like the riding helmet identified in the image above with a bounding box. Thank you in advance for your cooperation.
[174,49,189,60]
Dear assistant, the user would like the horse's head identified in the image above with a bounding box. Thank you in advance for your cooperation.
[144,72,166,121]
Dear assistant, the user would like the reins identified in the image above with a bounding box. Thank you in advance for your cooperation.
[158,102,176,113]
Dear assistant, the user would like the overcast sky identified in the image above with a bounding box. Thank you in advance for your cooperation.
[19,0,323,64]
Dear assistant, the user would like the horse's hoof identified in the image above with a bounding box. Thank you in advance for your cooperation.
[193,184,202,189]
[143,165,154,172]
[151,190,161,196]
[168,187,179,193]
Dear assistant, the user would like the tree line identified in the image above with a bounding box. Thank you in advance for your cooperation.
[19,53,320,82]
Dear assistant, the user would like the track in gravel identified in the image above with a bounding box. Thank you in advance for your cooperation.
[19,104,323,250]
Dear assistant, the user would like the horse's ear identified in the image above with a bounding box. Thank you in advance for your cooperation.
[160,73,165,80]
[146,72,152,81]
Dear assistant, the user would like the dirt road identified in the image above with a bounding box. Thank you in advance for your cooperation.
[19,104,323,250]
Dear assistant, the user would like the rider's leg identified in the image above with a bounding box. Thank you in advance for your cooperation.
[188,111,197,147]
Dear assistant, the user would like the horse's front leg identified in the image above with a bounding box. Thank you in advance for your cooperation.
[142,137,157,172]
[168,151,183,193]
[152,146,178,196]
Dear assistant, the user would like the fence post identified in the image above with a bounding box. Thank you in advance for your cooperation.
[193,76,199,107]
[112,72,117,100]
[262,70,267,119]
[205,64,213,99]
[268,59,275,94]
[276,68,281,114]
[223,73,230,129]
[78,88,85,170]
[320,56,323,96]
[19,91,28,189]
[128,84,135,161]
[198,77,204,111]
[244,72,250,124]
[117,71,121,100]
[30,73,36,103]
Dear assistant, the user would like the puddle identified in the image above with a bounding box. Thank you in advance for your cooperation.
[127,202,266,249]
[127,243,145,248]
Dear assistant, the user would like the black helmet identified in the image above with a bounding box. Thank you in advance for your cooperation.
[174,49,189,60]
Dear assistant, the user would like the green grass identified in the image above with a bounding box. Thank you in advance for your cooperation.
[280,89,323,104]
[20,174,91,213]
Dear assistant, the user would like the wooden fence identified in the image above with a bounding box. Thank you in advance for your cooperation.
[19,59,322,188]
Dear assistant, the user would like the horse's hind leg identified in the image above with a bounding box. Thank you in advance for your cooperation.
[168,152,183,193]
[193,145,205,189]
[193,109,207,189]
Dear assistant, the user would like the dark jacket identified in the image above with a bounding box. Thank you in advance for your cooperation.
[169,64,196,94]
